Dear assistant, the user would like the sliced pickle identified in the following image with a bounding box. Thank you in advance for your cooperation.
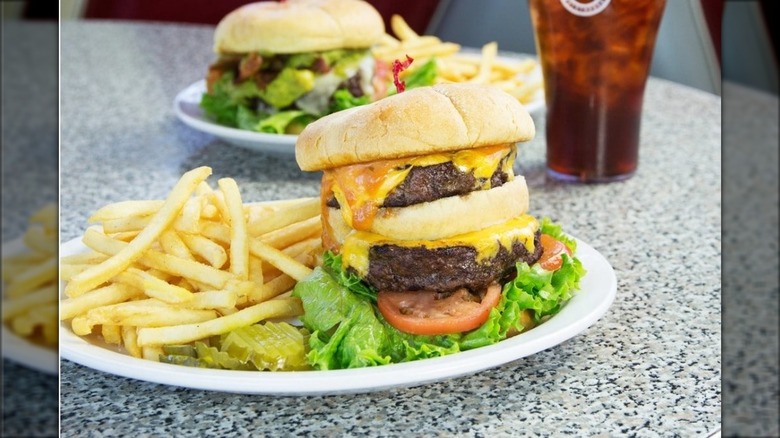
[219,322,311,371]
[161,344,197,357]
[193,342,254,371]
[160,322,311,371]
[159,354,215,368]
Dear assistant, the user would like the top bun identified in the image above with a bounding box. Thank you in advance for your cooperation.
[295,83,536,171]
[214,0,385,54]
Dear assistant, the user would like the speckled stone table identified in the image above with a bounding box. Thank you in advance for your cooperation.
[59,21,726,437]
[2,22,59,438]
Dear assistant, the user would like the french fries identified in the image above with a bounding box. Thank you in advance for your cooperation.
[136,298,303,346]
[64,166,213,298]
[217,178,249,280]
[373,15,543,105]
[2,203,59,347]
[60,166,324,365]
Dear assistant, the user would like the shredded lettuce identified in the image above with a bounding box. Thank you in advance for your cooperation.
[200,49,374,134]
[200,73,243,127]
[293,228,586,370]
[256,110,313,134]
[235,106,264,131]
[200,72,316,135]
[285,49,367,74]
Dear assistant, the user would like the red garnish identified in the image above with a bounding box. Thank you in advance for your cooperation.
[392,55,414,93]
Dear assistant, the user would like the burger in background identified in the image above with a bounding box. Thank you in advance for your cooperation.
[201,0,388,134]
[293,83,586,370]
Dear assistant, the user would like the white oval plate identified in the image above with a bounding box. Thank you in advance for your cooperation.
[173,54,544,154]
[60,235,615,395]
[1,238,59,375]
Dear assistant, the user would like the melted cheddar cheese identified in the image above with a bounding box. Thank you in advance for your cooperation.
[323,144,516,232]
[341,214,538,277]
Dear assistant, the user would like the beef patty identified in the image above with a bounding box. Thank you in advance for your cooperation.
[353,230,543,294]
[326,154,513,209]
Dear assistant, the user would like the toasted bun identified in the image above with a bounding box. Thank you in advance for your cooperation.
[296,83,535,171]
[328,176,529,243]
[214,0,385,54]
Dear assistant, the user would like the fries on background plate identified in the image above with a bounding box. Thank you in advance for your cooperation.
[372,15,542,105]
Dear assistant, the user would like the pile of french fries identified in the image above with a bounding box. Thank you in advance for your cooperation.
[2,203,58,347]
[373,15,542,105]
[60,166,323,362]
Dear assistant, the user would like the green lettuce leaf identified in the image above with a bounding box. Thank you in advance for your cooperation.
[285,52,320,69]
[322,252,377,303]
[387,58,438,96]
[293,267,392,370]
[284,49,367,73]
[200,74,241,127]
[200,71,263,128]
[329,89,371,114]
[256,110,313,134]
[236,106,264,131]
[404,58,438,89]
[505,253,585,323]
[540,217,578,253]
[201,70,317,134]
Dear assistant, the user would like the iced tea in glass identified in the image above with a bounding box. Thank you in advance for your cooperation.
[528,0,666,182]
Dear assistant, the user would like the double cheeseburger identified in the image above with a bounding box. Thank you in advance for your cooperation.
[201,0,387,134]
[293,83,585,369]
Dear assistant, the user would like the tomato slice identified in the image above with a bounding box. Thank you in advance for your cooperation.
[538,234,572,271]
[377,284,502,336]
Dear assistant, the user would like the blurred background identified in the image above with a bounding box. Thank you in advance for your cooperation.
[4,0,778,95]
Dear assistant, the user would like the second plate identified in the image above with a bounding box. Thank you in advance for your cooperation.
[173,54,544,154]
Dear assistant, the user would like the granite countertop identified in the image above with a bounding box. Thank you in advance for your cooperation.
[55,21,730,437]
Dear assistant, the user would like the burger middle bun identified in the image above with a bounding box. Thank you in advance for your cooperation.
[296,83,536,171]
[328,176,530,243]
[214,0,385,55]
